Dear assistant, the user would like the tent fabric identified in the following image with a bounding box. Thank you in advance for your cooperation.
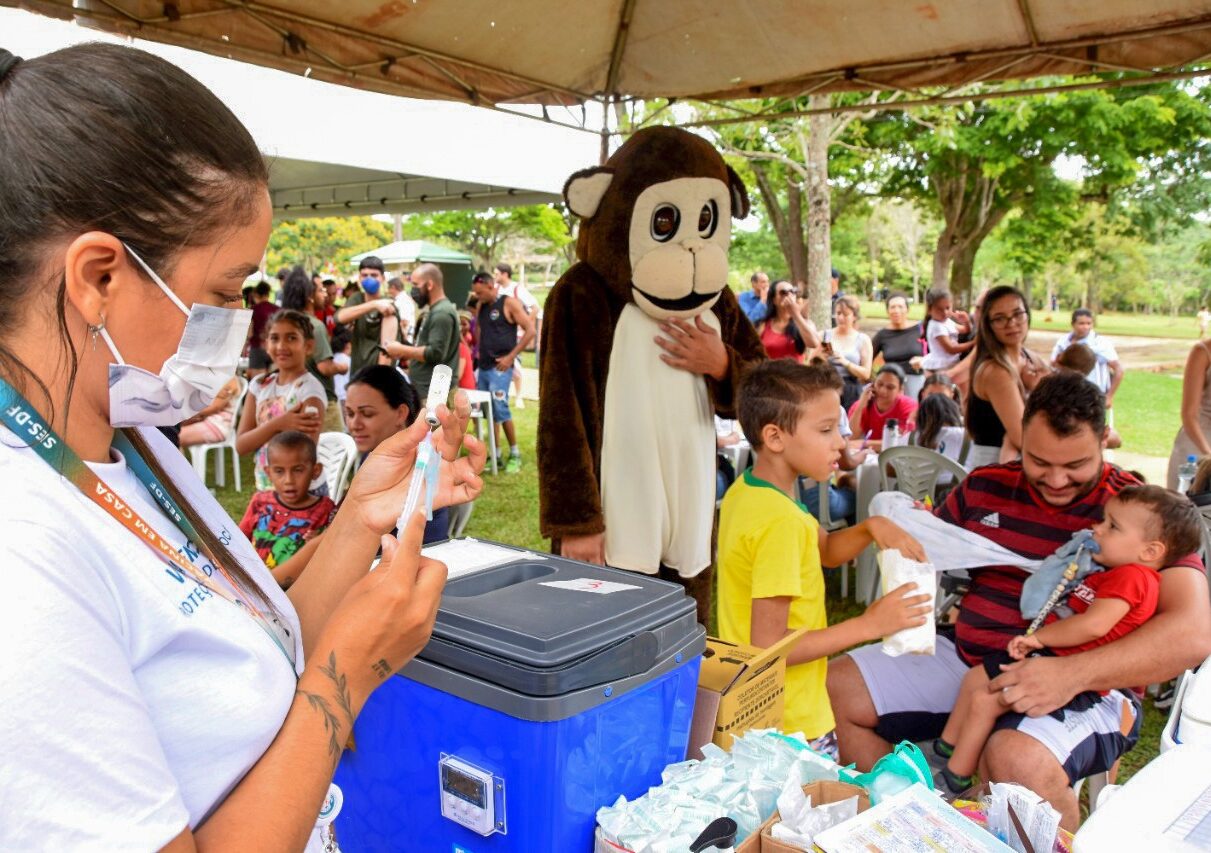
[348,240,473,266]
[10,0,1211,108]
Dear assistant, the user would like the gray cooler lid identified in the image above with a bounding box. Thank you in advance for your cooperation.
[418,544,700,697]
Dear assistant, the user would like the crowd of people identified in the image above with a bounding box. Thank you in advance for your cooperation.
[721,269,1211,830]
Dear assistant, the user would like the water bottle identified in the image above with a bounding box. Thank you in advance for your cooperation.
[1179,454,1199,493]
[882,418,900,449]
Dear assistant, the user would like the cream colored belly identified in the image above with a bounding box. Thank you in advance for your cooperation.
[600,303,716,576]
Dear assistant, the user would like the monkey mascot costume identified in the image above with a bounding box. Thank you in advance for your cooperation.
[537,126,766,625]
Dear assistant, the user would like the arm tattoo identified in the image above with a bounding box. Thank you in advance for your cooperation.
[296,651,357,770]
[372,658,392,680]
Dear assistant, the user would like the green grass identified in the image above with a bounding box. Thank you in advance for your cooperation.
[855,300,1200,341]
[1114,371,1183,457]
[208,395,1164,787]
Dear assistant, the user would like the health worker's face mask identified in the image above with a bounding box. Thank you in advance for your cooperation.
[361,276,382,296]
[100,245,252,428]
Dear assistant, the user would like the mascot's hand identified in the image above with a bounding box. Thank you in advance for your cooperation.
[655,316,729,380]
[562,532,606,566]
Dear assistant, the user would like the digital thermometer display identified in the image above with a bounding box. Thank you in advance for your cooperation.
[442,764,487,808]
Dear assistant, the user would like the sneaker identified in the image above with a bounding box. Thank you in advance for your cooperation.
[505,454,522,474]
[1154,680,1178,710]
[941,766,976,795]
[515,395,526,410]
[932,738,955,759]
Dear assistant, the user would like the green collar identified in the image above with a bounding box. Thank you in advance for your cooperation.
[743,469,809,513]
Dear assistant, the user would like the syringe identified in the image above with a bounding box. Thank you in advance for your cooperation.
[396,365,453,530]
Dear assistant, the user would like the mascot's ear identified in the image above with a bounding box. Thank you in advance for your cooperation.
[726,165,751,219]
[563,167,615,220]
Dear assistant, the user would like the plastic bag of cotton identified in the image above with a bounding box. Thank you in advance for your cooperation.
[594,730,839,852]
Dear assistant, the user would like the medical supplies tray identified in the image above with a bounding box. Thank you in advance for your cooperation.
[418,544,701,696]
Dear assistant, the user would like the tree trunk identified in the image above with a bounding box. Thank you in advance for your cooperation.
[933,230,958,292]
[949,242,978,302]
[806,97,832,330]
[786,181,808,286]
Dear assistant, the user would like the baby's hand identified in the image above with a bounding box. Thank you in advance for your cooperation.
[1008,634,1043,660]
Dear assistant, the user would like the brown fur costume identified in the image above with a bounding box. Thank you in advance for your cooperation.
[537,127,765,625]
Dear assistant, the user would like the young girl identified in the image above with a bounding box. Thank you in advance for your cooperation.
[236,309,326,493]
[920,288,973,374]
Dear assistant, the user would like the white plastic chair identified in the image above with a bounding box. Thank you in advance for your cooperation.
[797,477,851,597]
[448,500,476,539]
[464,389,498,475]
[317,432,359,504]
[189,376,249,491]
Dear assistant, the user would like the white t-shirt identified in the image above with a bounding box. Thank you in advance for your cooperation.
[500,281,538,314]
[249,372,327,493]
[921,318,960,370]
[333,352,352,401]
[1049,331,1118,394]
[0,426,314,849]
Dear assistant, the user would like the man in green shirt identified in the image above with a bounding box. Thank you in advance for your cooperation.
[384,263,460,401]
[334,255,401,374]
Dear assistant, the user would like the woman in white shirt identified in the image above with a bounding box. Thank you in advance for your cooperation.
[0,43,484,851]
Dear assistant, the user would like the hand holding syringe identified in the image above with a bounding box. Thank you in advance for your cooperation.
[396,365,452,531]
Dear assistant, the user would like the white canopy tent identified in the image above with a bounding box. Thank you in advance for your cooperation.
[1,8,599,219]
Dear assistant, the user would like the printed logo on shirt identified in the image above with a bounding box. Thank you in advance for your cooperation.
[1071,582,1095,605]
[980,512,1001,529]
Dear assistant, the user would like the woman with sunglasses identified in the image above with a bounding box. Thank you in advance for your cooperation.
[966,285,1049,467]
[756,279,820,362]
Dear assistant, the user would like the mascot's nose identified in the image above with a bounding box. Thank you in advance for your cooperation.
[681,237,707,253]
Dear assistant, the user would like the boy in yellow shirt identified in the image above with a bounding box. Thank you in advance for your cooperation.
[718,359,931,758]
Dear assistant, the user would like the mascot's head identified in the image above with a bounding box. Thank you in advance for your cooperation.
[563,126,750,321]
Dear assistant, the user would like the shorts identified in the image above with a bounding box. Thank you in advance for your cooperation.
[981,650,1103,719]
[248,347,271,370]
[476,366,513,423]
[847,635,1141,785]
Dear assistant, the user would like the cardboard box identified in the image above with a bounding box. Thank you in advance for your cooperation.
[687,628,808,759]
[748,781,870,853]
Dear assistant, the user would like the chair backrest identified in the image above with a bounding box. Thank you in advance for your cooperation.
[448,500,475,539]
[317,432,359,504]
[220,376,250,446]
[877,445,969,503]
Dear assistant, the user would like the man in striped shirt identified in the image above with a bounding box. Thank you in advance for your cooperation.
[828,372,1211,830]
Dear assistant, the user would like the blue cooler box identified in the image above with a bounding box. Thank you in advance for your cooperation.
[334,543,705,852]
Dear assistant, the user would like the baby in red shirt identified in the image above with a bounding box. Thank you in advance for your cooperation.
[936,484,1203,793]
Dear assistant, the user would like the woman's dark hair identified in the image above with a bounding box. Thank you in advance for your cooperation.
[875,363,906,389]
[764,279,806,354]
[0,44,271,606]
[266,309,315,341]
[914,393,963,450]
[280,265,315,311]
[884,290,909,310]
[920,372,962,406]
[347,365,420,427]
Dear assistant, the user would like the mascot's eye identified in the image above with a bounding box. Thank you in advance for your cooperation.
[698,200,718,237]
[650,204,680,242]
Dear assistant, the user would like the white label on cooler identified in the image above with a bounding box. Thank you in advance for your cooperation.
[539,578,641,595]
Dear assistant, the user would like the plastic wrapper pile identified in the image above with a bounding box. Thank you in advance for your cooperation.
[595,730,839,853]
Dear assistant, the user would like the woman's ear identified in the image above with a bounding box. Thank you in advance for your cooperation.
[62,231,131,326]
[396,404,411,430]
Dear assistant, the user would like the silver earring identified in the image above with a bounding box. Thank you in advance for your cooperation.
[87,317,105,351]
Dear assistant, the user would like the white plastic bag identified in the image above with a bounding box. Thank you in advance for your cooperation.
[878,549,936,656]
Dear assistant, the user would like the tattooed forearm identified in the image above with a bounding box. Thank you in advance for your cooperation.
[372,658,392,679]
[320,651,356,728]
[297,690,343,769]
[297,651,358,770]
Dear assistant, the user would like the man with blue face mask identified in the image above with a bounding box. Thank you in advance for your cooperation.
[334,255,402,374]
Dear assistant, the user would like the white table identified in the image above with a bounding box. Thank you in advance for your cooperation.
[464,389,498,474]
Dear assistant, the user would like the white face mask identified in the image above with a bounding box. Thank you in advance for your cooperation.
[101,245,252,428]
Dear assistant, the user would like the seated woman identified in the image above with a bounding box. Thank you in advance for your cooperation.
[965,285,1049,467]
[847,364,918,448]
[909,393,967,479]
[756,279,819,362]
[178,376,242,447]
[344,365,450,544]
[919,371,962,407]
[819,294,872,410]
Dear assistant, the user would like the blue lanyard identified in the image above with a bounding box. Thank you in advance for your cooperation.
[1,378,297,672]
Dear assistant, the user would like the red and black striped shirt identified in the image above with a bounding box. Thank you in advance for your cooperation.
[937,462,1144,665]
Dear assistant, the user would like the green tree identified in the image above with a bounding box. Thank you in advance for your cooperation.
[266,216,393,276]
[410,204,571,270]
[865,81,1211,300]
